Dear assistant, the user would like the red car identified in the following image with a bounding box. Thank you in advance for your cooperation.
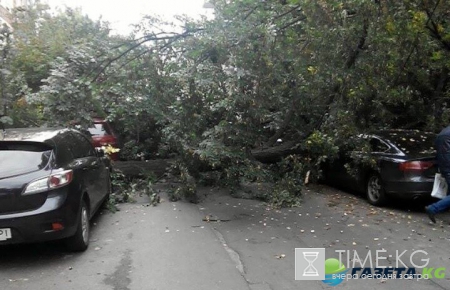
[87,118,120,161]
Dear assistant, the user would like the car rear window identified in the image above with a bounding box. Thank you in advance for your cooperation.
[0,142,53,178]
[383,131,436,155]
[88,123,112,137]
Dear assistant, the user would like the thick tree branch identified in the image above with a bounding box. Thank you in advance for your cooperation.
[433,67,449,130]
[424,0,450,51]
[345,19,369,69]
[277,16,307,32]
[243,6,258,21]
[273,5,302,21]
[91,29,202,82]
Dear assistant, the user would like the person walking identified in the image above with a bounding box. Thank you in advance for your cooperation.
[426,125,450,223]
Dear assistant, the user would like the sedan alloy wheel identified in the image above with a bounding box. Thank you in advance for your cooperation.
[367,174,387,206]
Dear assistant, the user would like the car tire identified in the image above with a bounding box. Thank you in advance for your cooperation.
[66,200,90,252]
[366,173,387,206]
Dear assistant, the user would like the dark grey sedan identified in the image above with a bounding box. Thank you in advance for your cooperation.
[0,128,111,251]
[322,130,437,206]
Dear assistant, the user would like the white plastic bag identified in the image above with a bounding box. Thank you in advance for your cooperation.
[431,173,448,199]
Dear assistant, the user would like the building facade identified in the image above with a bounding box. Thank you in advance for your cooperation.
[0,0,31,28]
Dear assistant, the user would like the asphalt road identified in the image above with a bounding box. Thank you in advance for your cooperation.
[1,183,450,290]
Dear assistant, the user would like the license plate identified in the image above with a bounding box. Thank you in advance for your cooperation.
[0,228,12,241]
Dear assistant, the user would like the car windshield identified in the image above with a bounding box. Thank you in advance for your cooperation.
[0,142,52,179]
[87,123,111,137]
[382,131,436,156]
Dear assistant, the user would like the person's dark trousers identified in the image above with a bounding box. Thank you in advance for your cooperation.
[428,171,450,214]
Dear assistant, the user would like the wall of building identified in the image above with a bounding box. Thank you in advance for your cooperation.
[0,0,31,27]
[0,0,29,10]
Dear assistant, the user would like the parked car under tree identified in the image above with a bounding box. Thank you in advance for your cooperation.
[322,130,437,206]
[0,128,111,251]
[87,118,120,161]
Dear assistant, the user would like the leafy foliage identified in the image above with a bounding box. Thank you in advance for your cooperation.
[3,1,450,206]
[110,169,158,206]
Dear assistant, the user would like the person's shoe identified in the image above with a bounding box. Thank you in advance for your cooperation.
[425,206,436,224]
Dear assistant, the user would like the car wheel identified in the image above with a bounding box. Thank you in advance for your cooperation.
[66,200,90,252]
[366,173,387,206]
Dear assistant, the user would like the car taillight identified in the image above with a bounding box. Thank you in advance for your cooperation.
[23,170,73,195]
[49,171,73,187]
[399,161,433,171]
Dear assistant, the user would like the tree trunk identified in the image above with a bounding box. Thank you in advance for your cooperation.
[433,67,449,131]
[113,159,172,179]
[251,140,301,163]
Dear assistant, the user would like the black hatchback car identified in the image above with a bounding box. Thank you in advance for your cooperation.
[322,130,437,206]
[0,128,111,251]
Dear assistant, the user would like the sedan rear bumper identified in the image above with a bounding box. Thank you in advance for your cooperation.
[384,180,433,200]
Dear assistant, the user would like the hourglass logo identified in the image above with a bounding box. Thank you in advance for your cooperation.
[295,248,325,280]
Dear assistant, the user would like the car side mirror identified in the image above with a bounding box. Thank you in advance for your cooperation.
[96,148,105,158]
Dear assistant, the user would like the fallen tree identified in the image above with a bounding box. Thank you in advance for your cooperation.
[113,160,172,179]
[251,141,301,163]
